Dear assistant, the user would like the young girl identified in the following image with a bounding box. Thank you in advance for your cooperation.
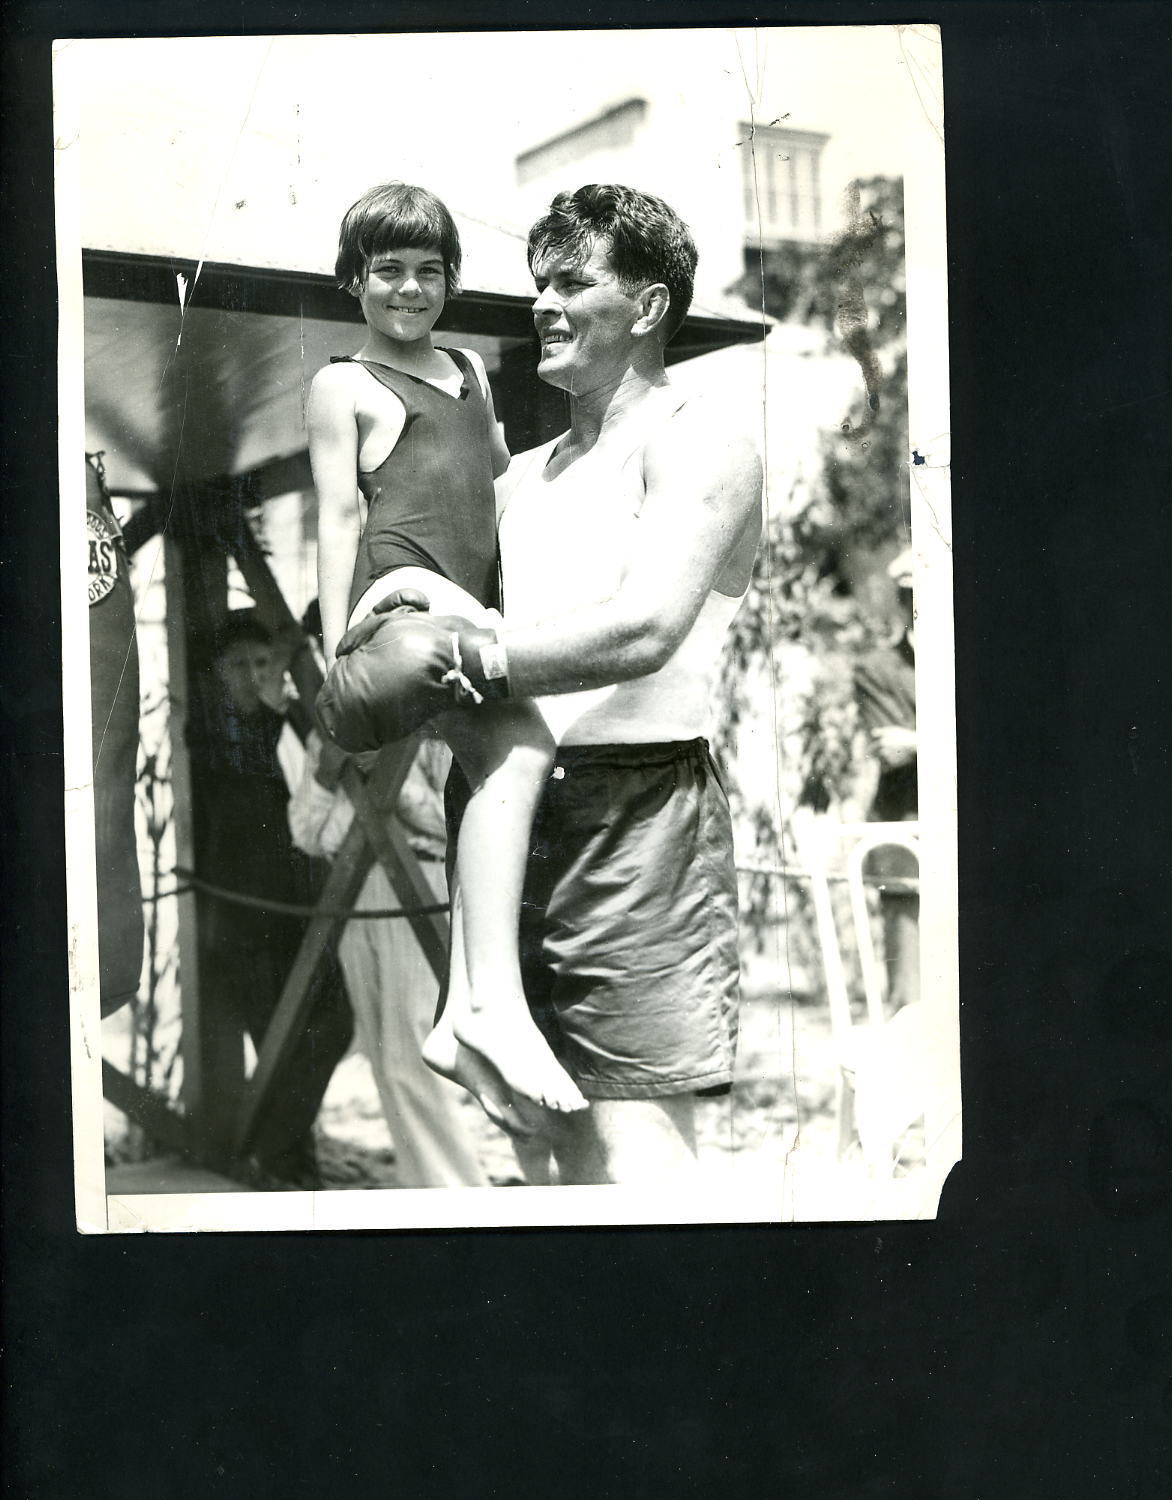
[308,182,585,1131]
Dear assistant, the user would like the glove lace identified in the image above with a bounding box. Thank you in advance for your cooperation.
[441,632,484,706]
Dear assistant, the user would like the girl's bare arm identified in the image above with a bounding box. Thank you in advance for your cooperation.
[308,367,364,667]
[465,348,511,478]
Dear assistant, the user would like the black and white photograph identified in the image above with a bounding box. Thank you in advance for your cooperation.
[56,23,956,1231]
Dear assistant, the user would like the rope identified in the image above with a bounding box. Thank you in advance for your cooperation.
[151,867,450,921]
[143,864,914,914]
[143,883,194,903]
[735,863,919,894]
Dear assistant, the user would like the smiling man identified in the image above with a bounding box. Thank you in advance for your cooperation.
[475,184,762,1182]
[328,184,763,1183]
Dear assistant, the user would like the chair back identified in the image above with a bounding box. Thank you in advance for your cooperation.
[793,817,920,1052]
[845,824,921,1028]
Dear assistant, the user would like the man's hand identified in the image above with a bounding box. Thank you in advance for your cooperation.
[313,730,351,791]
[317,609,507,752]
[871,725,917,768]
[373,586,433,617]
[333,587,432,658]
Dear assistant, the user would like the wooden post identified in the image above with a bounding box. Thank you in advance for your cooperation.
[163,532,212,1151]
[167,514,243,1164]
[102,1061,189,1156]
[232,738,431,1156]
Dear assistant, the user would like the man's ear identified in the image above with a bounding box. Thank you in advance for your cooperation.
[633,283,671,337]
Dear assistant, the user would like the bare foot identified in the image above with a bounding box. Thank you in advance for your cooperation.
[453,1007,588,1114]
[421,1020,541,1139]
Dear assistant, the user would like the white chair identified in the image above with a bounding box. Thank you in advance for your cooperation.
[794,818,930,1175]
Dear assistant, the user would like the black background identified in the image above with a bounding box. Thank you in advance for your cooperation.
[3,3,1170,1494]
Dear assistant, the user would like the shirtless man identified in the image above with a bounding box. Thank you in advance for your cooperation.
[327,184,762,1182]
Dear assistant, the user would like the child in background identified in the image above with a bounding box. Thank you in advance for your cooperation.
[308,183,584,1133]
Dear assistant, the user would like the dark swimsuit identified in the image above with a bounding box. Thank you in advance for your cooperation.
[337,349,502,616]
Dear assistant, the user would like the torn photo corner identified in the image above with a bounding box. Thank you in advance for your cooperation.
[56,24,956,1233]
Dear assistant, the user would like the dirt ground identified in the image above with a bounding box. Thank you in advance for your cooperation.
[313,986,838,1189]
[105,983,939,1220]
[312,985,934,1219]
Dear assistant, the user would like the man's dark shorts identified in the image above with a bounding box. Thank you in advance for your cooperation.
[447,738,740,1099]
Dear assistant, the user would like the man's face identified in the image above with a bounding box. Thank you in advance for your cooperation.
[217,639,281,714]
[531,241,646,392]
[356,244,447,345]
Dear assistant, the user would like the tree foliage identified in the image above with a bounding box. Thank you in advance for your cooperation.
[719,177,910,957]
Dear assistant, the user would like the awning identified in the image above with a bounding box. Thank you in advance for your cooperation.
[82,248,766,501]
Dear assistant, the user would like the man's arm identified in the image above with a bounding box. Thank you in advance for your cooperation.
[854,654,918,767]
[320,413,761,746]
[308,367,365,667]
[500,416,762,697]
[287,732,354,860]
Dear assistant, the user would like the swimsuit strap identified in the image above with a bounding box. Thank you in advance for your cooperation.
[329,350,472,398]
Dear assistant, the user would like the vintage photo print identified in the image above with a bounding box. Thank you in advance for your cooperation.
[56,24,955,1231]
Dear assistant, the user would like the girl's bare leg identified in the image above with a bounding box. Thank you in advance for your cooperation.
[425,701,587,1114]
[420,883,544,1138]
[349,570,583,1116]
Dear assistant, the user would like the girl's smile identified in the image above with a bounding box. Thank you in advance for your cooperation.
[358,245,447,344]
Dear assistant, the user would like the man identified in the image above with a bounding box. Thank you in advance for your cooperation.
[854,548,919,1012]
[325,185,762,1183]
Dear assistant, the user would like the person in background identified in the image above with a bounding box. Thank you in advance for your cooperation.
[853,548,919,1012]
[288,603,487,1189]
[189,611,354,1187]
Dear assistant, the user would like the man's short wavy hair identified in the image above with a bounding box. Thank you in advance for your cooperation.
[527,184,698,343]
[335,182,462,298]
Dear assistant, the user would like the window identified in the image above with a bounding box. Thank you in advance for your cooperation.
[740,125,828,245]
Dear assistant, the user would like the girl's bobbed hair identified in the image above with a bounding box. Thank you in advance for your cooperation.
[335,182,462,298]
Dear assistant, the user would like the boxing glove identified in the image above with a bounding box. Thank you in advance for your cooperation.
[339,588,509,702]
[317,609,508,752]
